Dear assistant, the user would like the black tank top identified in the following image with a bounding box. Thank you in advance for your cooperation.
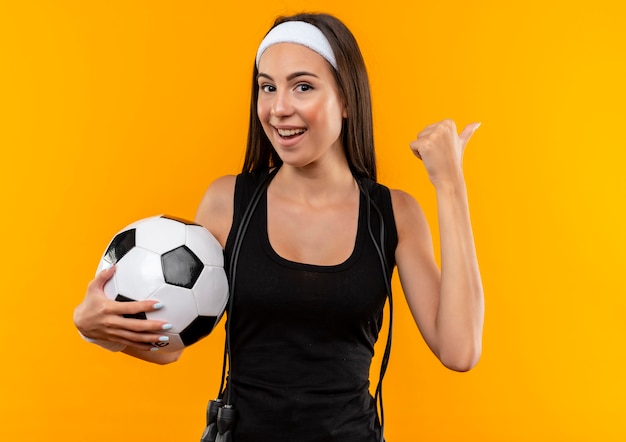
[223,169,397,442]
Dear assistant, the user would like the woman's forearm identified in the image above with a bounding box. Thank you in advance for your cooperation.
[434,178,484,371]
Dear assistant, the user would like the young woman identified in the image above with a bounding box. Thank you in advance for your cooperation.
[74,13,484,442]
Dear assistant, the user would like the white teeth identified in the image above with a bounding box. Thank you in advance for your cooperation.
[277,128,306,137]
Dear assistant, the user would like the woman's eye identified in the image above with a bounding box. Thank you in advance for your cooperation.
[296,84,313,92]
[260,84,276,93]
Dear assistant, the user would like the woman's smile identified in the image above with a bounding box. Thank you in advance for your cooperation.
[276,127,307,138]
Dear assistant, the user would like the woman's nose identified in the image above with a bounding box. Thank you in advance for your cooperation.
[270,89,293,117]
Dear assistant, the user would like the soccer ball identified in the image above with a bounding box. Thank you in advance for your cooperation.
[96,215,229,352]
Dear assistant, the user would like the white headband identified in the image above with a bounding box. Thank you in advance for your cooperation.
[255,21,337,70]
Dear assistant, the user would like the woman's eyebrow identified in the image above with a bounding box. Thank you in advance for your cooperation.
[257,71,319,82]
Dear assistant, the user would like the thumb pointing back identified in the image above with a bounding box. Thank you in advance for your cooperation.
[459,122,481,151]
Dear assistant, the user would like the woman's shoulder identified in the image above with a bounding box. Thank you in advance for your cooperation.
[195,169,275,245]
[388,187,430,245]
[201,174,238,208]
[388,187,426,218]
[389,188,418,210]
[195,174,237,247]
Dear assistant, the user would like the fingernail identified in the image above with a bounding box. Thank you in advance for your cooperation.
[161,323,173,330]
[153,303,164,310]
[158,336,169,342]
[150,347,160,352]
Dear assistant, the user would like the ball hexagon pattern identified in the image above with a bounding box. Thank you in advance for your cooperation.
[96,215,229,351]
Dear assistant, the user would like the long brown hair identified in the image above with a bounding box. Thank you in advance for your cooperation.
[242,13,377,181]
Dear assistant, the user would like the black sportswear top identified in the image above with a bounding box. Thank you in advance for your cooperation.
[222,169,398,442]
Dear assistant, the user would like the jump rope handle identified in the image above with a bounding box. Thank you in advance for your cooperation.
[215,405,237,442]
[200,399,222,442]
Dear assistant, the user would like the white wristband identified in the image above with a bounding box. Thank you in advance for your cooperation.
[78,330,126,352]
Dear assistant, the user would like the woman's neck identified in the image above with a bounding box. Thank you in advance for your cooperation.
[271,163,357,207]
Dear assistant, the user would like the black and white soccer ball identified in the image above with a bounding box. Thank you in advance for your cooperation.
[96,215,229,352]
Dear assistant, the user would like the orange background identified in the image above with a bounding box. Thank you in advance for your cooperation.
[1,0,625,440]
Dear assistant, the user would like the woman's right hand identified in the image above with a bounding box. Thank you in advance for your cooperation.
[73,266,173,352]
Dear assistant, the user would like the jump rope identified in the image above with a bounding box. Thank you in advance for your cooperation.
[201,167,394,442]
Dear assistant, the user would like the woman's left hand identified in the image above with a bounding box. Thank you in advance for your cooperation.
[409,119,480,188]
